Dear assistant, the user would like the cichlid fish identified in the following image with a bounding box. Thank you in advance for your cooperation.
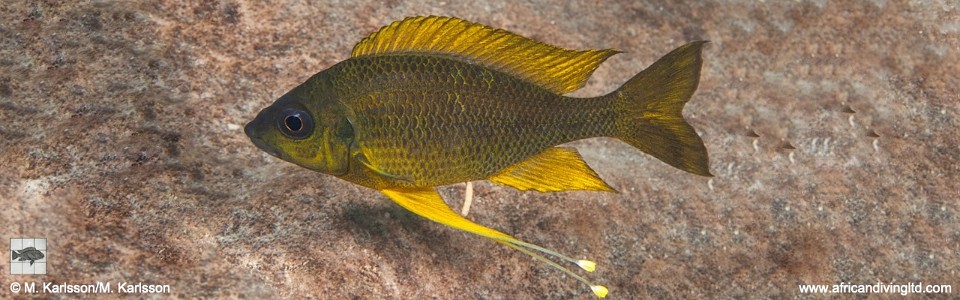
[245,16,711,298]
[12,247,44,265]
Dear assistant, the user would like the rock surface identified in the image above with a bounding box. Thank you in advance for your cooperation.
[1,1,957,299]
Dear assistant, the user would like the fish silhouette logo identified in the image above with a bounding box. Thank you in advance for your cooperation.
[10,238,47,275]
[12,247,44,265]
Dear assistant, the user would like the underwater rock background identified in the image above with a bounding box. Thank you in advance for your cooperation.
[1,1,957,298]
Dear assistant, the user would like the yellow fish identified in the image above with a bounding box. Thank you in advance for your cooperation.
[245,16,711,298]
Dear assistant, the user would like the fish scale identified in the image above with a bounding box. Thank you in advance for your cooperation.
[329,54,616,188]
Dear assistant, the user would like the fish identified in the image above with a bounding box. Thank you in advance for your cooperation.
[245,16,711,298]
[12,247,44,265]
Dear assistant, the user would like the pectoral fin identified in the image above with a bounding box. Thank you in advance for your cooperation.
[380,188,518,242]
[489,147,616,193]
[356,152,415,182]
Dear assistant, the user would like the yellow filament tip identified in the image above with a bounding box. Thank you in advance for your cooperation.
[591,285,608,298]
[577,260,597,272]
[496,241,599,296]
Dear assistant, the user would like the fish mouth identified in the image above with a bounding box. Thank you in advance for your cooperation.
[244,121,281,158]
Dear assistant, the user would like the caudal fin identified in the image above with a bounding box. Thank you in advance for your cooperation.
[613,41,711,176]
[12,250,19,260]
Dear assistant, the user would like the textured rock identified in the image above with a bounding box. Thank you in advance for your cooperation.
[1,1,957,299]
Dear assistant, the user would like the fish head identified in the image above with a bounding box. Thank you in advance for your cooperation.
[245,75,355,175]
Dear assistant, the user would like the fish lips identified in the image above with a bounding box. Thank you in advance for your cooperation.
[244,118,282,158]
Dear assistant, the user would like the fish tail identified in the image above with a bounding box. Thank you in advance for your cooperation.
[612,41,712,176]
[11,250,19,260]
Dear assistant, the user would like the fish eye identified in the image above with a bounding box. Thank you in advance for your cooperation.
[277,108,313,139]
[285,115,302,131]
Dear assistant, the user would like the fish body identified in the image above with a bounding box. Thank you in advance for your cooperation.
[323,54,617,189]
[245,16,711,298]
[12,247,44,265]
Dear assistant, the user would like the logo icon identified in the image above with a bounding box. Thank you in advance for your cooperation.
[10,238,46,275]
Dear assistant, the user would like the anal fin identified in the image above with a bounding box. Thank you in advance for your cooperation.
[489,147,616,193]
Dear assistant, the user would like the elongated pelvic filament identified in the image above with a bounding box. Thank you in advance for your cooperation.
[495,239,608,298]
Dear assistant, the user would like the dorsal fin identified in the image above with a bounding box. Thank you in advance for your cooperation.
[351,16,620,94]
